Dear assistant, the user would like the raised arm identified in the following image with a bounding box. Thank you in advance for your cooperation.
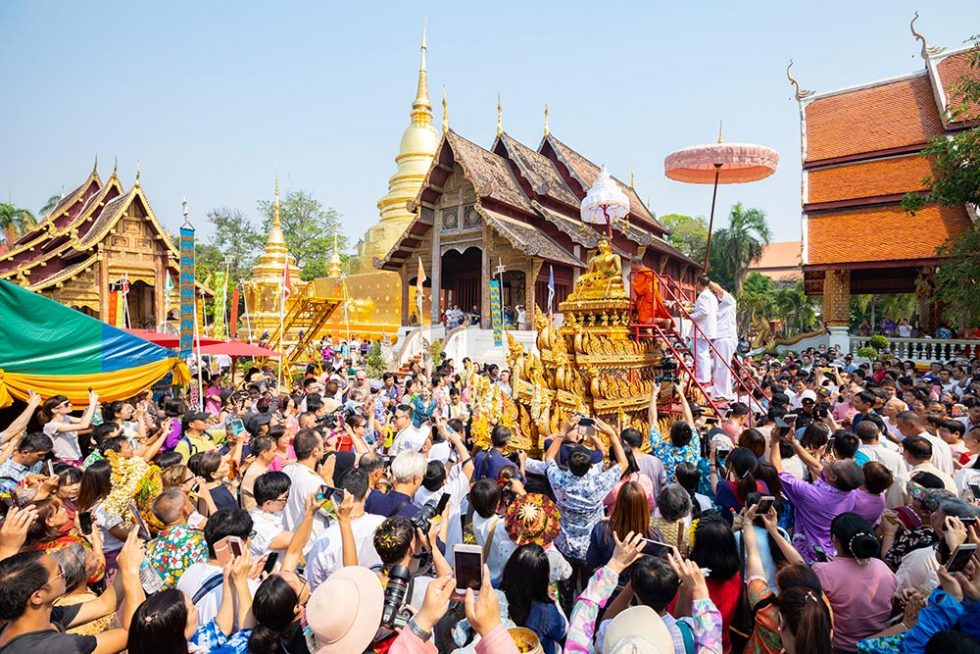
[648,382,660,430]
[759,505,804,566]
[282,492,319,573]
[0,390,40,443]
[740,505,767,580]
[335,491,359,568]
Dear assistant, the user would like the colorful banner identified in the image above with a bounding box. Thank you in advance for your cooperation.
[179,226,195,358]
[115,287,126,328]
[490,279,503,347]
[212,270,227,339]
[107,290,119,328]
[230,286,240,339]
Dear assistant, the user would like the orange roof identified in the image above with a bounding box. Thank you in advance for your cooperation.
[750,241,801,270]
[806,204,971,265]
[935,49,980,125]
[804,75,945,162]
[807,154,932,205]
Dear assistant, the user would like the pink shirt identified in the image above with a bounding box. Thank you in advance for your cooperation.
[813,557,897,652]
[833,402,857,424]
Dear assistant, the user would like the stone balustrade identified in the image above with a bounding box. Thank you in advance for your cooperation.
[849,336,980,363]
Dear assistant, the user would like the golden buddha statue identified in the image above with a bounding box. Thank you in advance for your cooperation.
[569,238,627,299]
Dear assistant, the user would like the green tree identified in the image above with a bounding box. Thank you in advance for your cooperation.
[659,213,708,263]
[708,202,771,294]
[774,282,818,336]
[204,207,264,284]
[736,272,776,332]
[0,203,37,242]
[39,193,62,217]
[257,190,348,281]
[902,39,980,327]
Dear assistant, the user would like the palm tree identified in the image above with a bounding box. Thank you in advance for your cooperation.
[0,203,37,243]
[737,272,776,333]
[39,193,63,217]
[710,203,771,294]
[775,282,817,336]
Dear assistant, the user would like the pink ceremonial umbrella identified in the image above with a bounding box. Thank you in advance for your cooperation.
[664,132,778,271]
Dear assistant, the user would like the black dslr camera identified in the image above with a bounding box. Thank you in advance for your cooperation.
[656,355,680,384]
[410,493,450,534]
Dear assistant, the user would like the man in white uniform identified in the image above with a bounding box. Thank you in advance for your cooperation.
[710,281,738,401]
[688,275,718,388]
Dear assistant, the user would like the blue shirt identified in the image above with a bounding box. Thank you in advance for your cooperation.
[472,449,522,481]
[648,426,700,483]
[0,458,42,483]
[545,460,621,560]
[364,489,420,519]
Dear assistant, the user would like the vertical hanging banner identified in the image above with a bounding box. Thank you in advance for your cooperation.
[107,290,119,327]
[212,270,227,339]
[229,286,240,339]
[489,279,503,347]
[179,226,195,358]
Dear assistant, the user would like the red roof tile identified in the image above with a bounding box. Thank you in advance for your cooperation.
[804,75,945,163]
[935,49,980,124]
[807,154,932,204]
[806,204,971,265]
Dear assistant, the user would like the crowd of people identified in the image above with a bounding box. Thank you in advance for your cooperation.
[0,333,979,654]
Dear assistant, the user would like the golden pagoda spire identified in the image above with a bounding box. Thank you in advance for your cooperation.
[111,156,118,179]
[92,155,98,176]
[442,86,449,133]
[410,21,432,124]
[266,174,286,247]
[544,103,550,138]
[135,161,141,186]
[328,226,342,278]
[497,93,503,137]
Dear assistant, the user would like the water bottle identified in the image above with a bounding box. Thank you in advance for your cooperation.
[139,559,165,594]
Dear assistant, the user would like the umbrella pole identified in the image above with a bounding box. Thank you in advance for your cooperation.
[702,164,722,272]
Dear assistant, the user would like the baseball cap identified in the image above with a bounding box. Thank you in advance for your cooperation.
[181,411,209,430]
[800,390,817,403]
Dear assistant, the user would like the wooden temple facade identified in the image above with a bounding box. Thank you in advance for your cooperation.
[377,128,699,329]
[0,162,195,328]
[799,41,978,331]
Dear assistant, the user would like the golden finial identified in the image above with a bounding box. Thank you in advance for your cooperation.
[411,21,431,115]
[910,12,946,60]
[328,225,342,278]
[717,121,724,144]
[544,103,550,137]
[273,174,281,230]
[135,161,141,185]
[786,60,815,101]
[92,155,98,175]
[630,169,635,189]
[442,86,449,133]
[497,93,503,137]
[111,156,118,178]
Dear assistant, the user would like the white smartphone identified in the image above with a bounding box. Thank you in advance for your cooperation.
[453,543,483,593]
[47,460,55,477]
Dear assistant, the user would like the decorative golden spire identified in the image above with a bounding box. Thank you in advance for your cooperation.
[910,12,946,60]
[717,121,724,144]
[497,93,503,137]
[544,103,550,137]
[111,156,118,178]
[328,226,342,278]
[135,161,141,185]
[266,174,285,247]
[273,174,281,229]
[786,60,815,101]
[92,155,98,176]
[442,86,449,133]
[630,169,635,189]
[410,21,432,123]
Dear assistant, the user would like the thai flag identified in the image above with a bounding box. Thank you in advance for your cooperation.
[547,265,555,317]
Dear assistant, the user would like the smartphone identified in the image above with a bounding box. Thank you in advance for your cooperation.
[578,417,595,427]
[969,483,980,499]
[213,536,234,566]
[129,502,152,541]
[263,551,279,575]
[783,414,798,422]
[228,536,244,558]
[640,538,675,556]
[78,511,93,535]
[453,544,483,593]
[316,485,344,512]
[717,448,731,461]
[755,495,775,515]
[962,516,978,528]
[47,460,55,477]
[581,424,597,438]
[228,418,246,439]
[946,543,978,574]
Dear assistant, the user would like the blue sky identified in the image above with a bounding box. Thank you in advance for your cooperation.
[2,2,978,247]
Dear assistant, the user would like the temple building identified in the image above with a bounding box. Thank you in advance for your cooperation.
[377,110,700,328]
[747,241,802,285]
[0,160,206,327]
[797,28,978,340]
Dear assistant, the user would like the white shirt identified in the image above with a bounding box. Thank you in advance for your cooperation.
[391,425,427,454]
[895,545,940,596]
[954,458,980,500]
[689,288,718,339]
[282,462,329,545]
[43,419,82,461]
[917,432,955,476]
[715,291,737,340]
[178,562,262,625]
[858,443,905,479]
[306,512,386,590]
[248,508,288,557]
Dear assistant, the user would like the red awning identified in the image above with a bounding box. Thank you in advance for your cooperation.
[196,340,279,358]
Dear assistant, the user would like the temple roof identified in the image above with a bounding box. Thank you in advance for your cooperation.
[806,154,932,208]
[476,205,583,268]
[443,131,534,213]
[805,204,971,267]
[539,134,665,234]
[930,47,980,127]
[492,133,581,209]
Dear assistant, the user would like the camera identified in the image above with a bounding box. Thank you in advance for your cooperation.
[379,564,412,630]
[656,355,680,384]
[316,411,340,430]
[410,493,450,534]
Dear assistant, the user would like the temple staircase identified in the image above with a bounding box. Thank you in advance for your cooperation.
[266,295,344,376]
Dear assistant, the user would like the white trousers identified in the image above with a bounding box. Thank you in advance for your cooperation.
[693,333,713,384]
[712,337,737,400]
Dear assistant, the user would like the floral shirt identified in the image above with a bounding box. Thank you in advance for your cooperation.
[567,564,722,654]
[146,524,209,588]
[190,620,251,654]
[546,460,621,561]
[883,526,937,571]
[745,577,780,654]
[649,426,700,483]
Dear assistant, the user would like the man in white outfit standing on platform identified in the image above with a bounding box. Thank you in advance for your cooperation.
[688,274,718,390]
[710,281,738,401]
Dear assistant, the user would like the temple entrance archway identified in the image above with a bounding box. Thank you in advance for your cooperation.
[441,247,483,318]
[126,280,156,329]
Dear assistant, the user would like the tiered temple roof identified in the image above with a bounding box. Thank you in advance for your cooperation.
[378,128,696,273]
[800,43,978,292]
